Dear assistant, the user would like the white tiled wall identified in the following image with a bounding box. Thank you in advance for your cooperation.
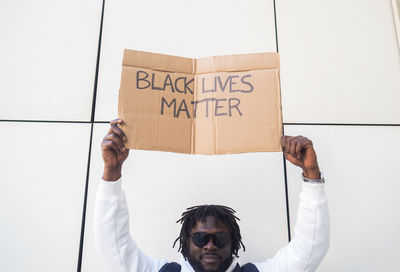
[0,0,102,121]
[277,0,400,124]
[284,125,400,271]
[0,122,90,271]
[1,0,399,271]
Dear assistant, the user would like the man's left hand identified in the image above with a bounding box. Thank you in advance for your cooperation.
[281,135,321,179]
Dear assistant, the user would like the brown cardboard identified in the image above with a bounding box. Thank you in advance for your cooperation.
[118,49,282,154]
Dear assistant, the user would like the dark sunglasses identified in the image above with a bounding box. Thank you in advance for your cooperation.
[191,232,230,248]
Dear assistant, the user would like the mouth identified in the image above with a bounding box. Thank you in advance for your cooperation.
[201,254,221,264]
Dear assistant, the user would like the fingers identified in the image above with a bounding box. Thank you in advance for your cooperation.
[281,136,295,162]
[109,118,125,137]
[102,139,121,155]
[282,136,299,160]
[295,142,303,160]
[108,124,127,143]
[289,139,298,159]
[281,135,312,160]
[110,118,127,142]
[102,118,128,152]
[110,118,123,126]
[104,133,126,152]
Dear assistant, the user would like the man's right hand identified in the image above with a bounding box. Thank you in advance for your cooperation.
[101,118,129,181]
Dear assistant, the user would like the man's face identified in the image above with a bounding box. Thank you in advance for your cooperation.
[187,216,232,272]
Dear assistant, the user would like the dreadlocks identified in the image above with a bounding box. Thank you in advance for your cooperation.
[173,204,245,259]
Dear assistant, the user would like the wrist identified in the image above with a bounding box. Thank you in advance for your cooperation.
[103,166,122,181]
[302,172,325,184]
[302,167,321,179]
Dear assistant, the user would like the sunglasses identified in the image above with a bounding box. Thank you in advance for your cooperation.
[191,232,230,248]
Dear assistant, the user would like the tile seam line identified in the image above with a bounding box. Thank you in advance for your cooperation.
[0,120,91,124]
[77,0,106,270]
[283,123,400,126]
[77,123,94,272]
[272,0,291,242]
[1,120,400,127]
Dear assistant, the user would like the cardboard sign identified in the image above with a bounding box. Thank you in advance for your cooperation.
[118,49,282,154]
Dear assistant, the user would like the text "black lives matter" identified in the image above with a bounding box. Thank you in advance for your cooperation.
[136,71,255,118]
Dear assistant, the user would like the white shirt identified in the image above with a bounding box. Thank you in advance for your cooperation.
[94,178,329,272]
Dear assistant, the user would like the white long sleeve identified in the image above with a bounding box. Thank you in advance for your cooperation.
[94,179,329,272]
[94,179,167,272]
[254,183,330,271]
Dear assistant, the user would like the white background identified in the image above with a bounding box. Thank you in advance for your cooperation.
[0,0,399,271]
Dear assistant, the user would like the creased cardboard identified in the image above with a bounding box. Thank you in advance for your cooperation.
[118,49,282,154]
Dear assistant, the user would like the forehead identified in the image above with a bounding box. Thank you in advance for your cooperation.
[191,216,229,234]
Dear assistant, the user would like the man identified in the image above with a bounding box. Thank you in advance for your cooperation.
[94,119,330,272]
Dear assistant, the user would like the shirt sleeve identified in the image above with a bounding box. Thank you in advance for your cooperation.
[94,178,167,272]
[254,182,330,272]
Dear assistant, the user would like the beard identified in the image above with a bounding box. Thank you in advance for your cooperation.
[187,253,233,272]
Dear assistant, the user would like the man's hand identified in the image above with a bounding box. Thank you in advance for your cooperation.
[101,119,129,181]
[281,135,321,179]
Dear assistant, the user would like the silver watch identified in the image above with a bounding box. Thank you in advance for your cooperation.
[301,172,325,184]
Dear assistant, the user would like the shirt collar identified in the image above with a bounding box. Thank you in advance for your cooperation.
[180,257,239,272]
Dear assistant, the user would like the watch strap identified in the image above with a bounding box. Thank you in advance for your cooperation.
[302,172,325,184]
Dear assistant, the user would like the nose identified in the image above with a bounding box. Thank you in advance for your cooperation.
[203,236,217,250]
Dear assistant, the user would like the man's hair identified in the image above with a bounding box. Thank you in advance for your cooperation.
[173,204,246,259]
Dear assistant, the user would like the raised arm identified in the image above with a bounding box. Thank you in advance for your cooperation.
[255,136,330,272]
[94,119,166,272]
